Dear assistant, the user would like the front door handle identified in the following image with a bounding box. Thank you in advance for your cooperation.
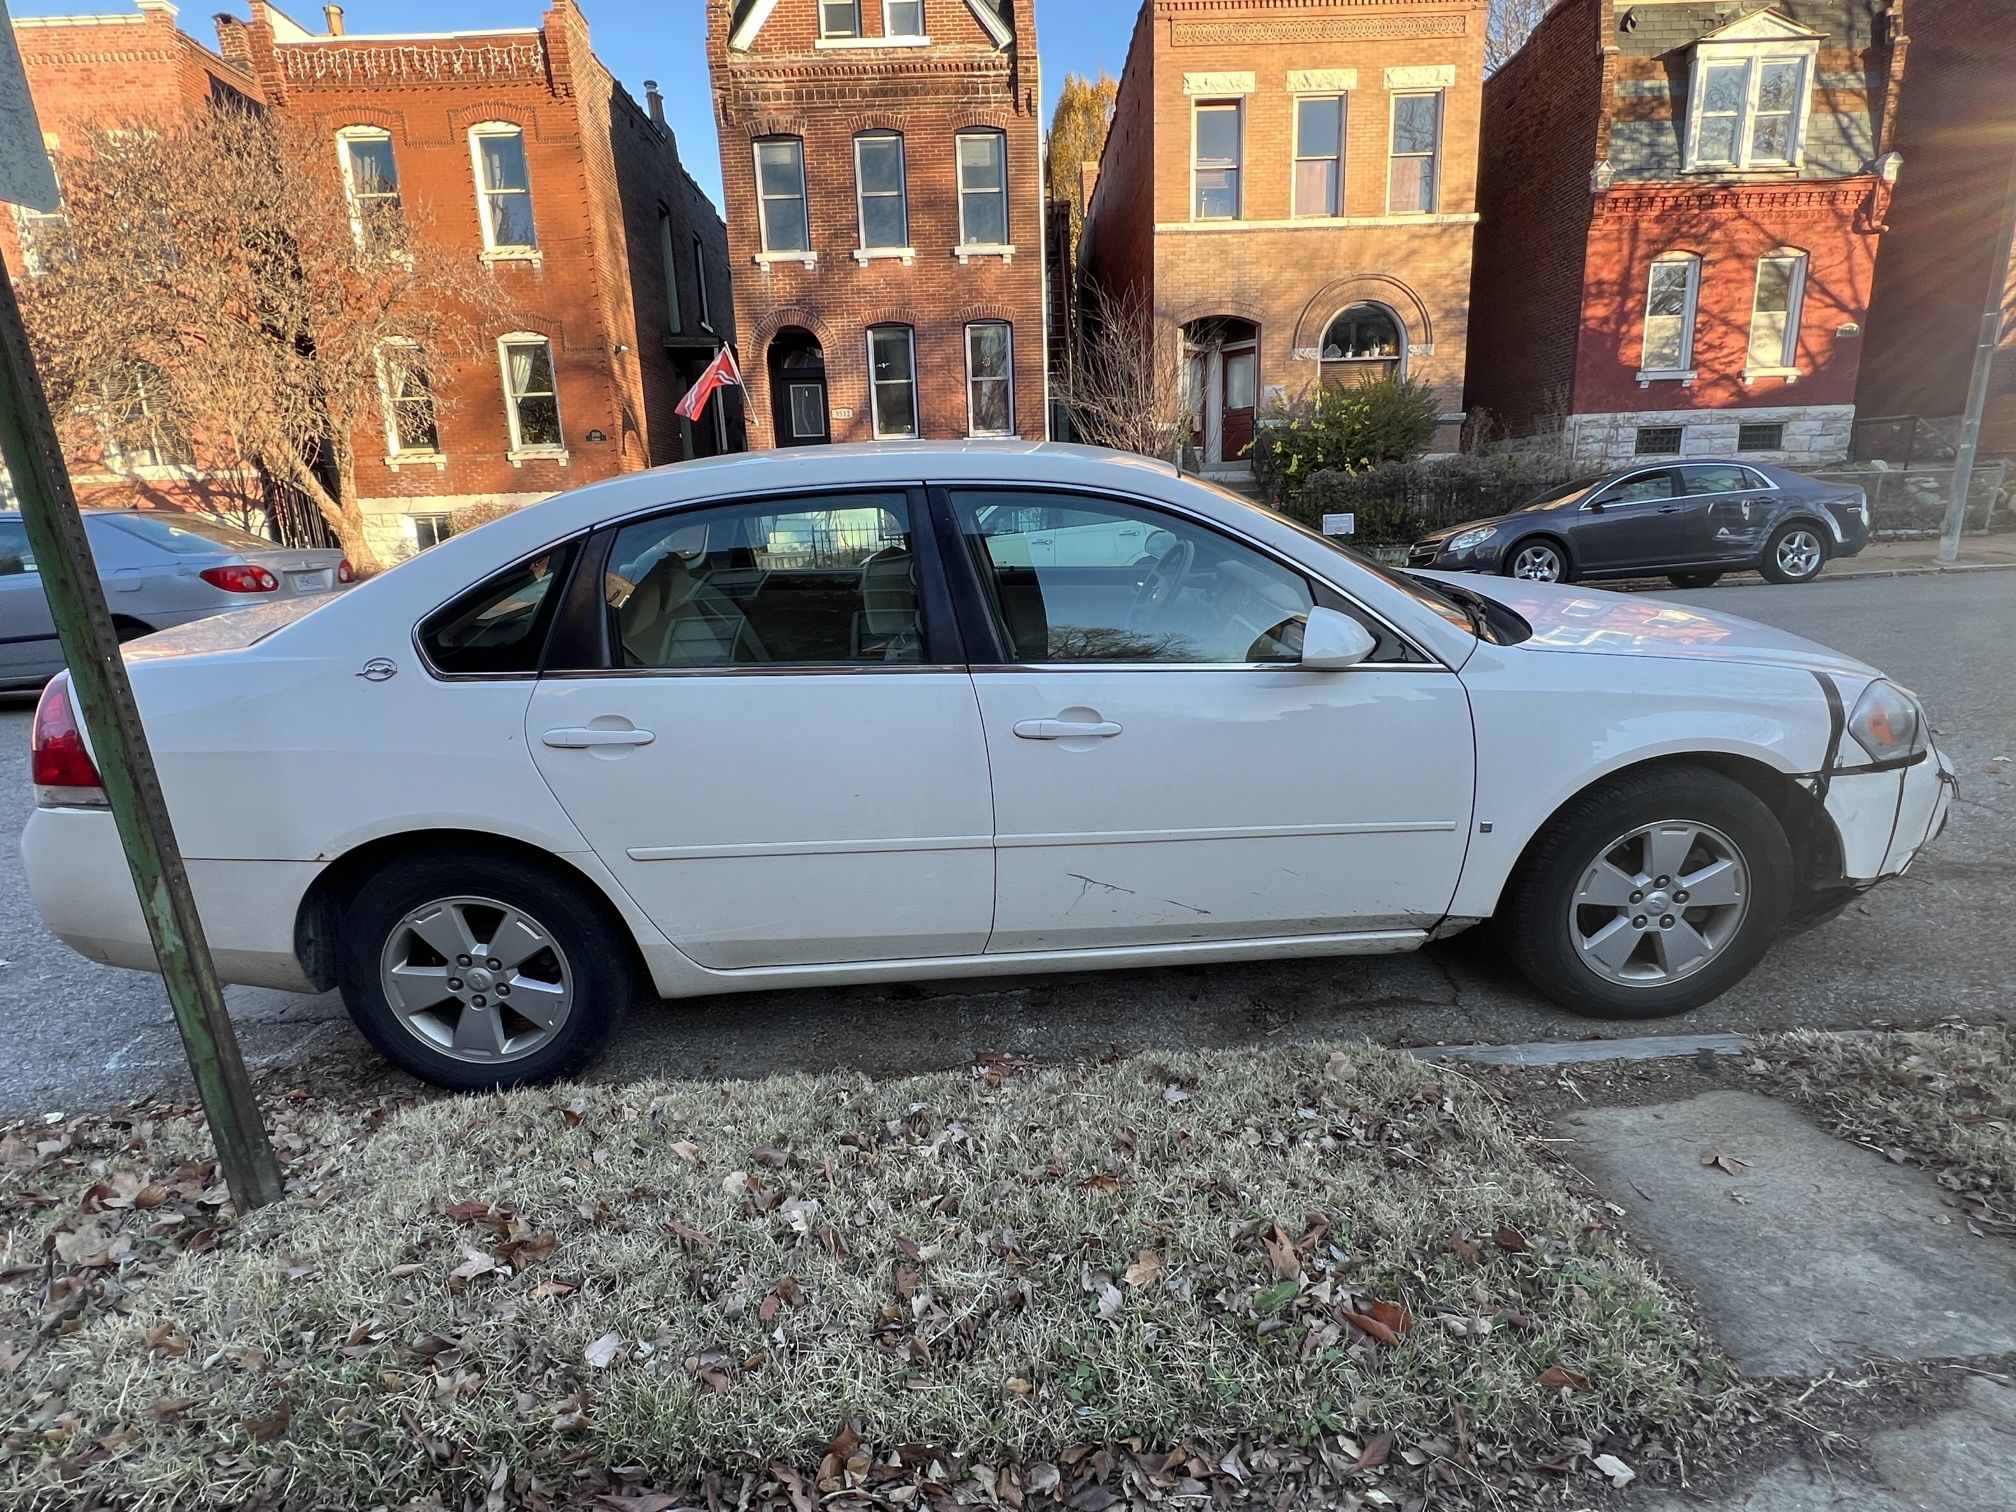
[543,727,657,749]
[1013,718,1123,741]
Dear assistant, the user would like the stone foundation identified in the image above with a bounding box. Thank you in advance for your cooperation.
[1564,405,1856,470]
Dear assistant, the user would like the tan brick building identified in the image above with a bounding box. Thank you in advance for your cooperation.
[1077,0,1487,472]
[706,0,1047,447]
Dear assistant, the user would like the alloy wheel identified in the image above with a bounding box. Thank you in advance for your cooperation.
[1511,544,1563,581]
[1567,821,1750,987]
[378,895,575,1063]
[1775,528,1824,580]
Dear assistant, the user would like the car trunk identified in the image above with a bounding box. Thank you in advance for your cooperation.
[224,547,349,598]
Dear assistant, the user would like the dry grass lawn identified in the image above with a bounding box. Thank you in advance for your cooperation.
[1,1044,1720,1509]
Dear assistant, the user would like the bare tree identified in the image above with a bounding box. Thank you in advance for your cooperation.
[1058,289,1193,460]
[18,110,508,568]
[1486,0,1556,72]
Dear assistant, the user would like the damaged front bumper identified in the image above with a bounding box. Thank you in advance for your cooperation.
[1790,742,1956,930]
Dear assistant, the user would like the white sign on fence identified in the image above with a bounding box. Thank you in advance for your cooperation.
[1321,512,1356,537]
[0,3,58,213]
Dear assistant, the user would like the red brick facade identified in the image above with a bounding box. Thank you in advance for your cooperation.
[1077,0,1489,470]
[1469,0,1904,468]
[706,0,1047,447]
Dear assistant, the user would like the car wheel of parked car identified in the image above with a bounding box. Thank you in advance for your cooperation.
[337,853,634,1090]
[1668,572,1722,589]
[1504,540,1568,583]
[1496,766,1792,1020]
[1761,524,1828,584]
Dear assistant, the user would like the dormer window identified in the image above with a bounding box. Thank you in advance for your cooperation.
[1683,11,1822,173]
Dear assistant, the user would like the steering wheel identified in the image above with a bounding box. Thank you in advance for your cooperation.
[1126,537,1195,632]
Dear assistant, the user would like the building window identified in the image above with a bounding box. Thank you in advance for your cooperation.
[1635,426,1685,457]
[470,123,537,253]
[378,341,440,455]
[854,131,909,250]
[1293,95,1345,217]
[14,155,68,277]
[1642,253,1701,374]
[1320,304,1404,384]
[694,234,713,330]
[499,334,563,452]
[956,130,1009,246]
[337,126,401,243]
[1387,92,1441,213]
[656,208,684,333]
[1192,101,1242,220]
[965,321,1013,436]
[1748,249,1807,370]
[885,0,924,36]
[819,0,860,38]
[1738,422,1786,453]
[409,512,454,551]
[1689,54,1812,170]
[868,324,918,439]
[755,137,810,254]
[96,364,191,469]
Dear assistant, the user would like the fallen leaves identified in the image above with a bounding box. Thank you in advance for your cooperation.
[582,1332,622,1370]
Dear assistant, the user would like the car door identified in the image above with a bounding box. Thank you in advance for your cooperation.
[1674,462,1766,566]
[525,487,996,970]
[0,518,63,685]
[1570,467,1689,575]
[940,486,1475,953]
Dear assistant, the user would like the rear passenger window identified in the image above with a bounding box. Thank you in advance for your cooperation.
[1682,464,1750,495]
[604,493,921,668]
[419,544,577,675]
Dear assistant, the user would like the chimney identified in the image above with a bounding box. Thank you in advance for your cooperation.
[645,79,666,127]
[135,0,180,19]
[1078,161,1099,214]
[323,3,343,35]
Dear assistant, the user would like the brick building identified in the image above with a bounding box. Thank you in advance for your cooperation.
[4,0,736,562]
[1855,0,2016,458]
[1076,0,1489,473]
[1468,1,1906,470]
[705,0,1047,448]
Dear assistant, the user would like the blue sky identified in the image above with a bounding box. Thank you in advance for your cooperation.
[9,0,1136,209]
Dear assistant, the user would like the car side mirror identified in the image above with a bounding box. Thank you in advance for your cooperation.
[1587,497,1607,513]
[1299,606,1378,670]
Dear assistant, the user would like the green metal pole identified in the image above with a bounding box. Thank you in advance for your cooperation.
[0,250,283,1211]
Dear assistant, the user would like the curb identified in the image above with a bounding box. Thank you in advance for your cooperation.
[1617,560,2016,593]
[1413,1032,1751,1067]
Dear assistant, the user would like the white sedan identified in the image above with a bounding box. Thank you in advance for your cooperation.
[22,444,1954,1089]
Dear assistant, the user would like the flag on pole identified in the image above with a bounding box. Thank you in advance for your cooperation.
[676,346,743,422]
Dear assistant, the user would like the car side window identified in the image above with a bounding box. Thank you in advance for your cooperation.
[419,544,578,676]
[604,492,921,669]
[0,521,35,576]
[1598,471,1677,505]
[951,489,1315,664]
[1682,464,1750,495]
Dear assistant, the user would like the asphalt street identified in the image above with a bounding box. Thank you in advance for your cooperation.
[1,569,2010,1115]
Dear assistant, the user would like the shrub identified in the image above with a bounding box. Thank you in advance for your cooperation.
[1280,453,1582,548]
[1248,375,1441,505]
[448,499,524,535]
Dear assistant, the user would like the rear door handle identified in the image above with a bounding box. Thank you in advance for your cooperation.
[1013,719,1123,740]
[543,727,657,749]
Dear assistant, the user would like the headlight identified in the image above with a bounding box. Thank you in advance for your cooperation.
[1449,526,1498,553]
[1847,680,1927,763]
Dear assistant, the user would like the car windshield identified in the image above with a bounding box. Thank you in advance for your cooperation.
[1518,474,1606,509]
[96,512,277,555]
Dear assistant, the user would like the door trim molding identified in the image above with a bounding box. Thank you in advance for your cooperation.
[998,820,1459,847]
[628,834,991,861]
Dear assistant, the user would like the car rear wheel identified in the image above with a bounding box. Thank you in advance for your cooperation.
[1667,572,1722,589]
[1496,767,1792,1020]
[337,853,634,1090]
[1504,540,1568,583]
[1760,524,1827,584]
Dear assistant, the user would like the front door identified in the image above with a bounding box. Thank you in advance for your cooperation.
[1572,467,1689,574]
[942,487,1474,951]
[1217,343,1257,465]
[780,376,829,446]
[527,489,993,969]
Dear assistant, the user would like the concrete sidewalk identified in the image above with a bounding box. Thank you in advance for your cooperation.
[1839,536,2016,575]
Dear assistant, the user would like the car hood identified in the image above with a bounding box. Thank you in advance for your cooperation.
[1425,574,1880,678]
[1414,494,1585,544]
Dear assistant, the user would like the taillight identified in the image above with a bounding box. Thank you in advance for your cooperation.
[336,558,355,584]
[199,564,280,593]
[31,673,107,809]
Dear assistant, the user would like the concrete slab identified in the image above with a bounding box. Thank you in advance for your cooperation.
[1416,1032,1751,1067]
[1642,1376,2016,1511]
[1556,1091,2016,1377]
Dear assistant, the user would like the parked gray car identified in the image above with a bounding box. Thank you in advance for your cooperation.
[0,509,350,691]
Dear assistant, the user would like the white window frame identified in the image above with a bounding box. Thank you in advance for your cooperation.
[753,136,814,264]
[468,122,538,258]
[964,321,1015,437]
[853,130,912,261]
[14,151,66,277]
[1385,91,1441,215]
[884,0,925,38]
[1191,99,1243,221]
[1745,248,1808,377]
[376,338,442,462]
[336,125,400,245]
[1639,253,1701,381]
[955,129,1012,255]
[867,324,918,440]
[819,0,860,38]
[497,332,568,462]
[407,511,455,551]
[1684,48,1817,172]
[1291,94,1346,218]
[95,365,189,473]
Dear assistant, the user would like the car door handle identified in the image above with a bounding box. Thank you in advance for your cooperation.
[1658,504,1683,513]
[543,727,657,749]
[1013,718,1124,740]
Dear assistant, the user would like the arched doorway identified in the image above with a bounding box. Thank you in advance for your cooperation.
[768,327,828,446]
[1182,317,1259,473]
[1319,303,1405,386]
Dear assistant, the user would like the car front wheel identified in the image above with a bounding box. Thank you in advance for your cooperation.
[1496,767,1792,1019]
[1761,523,1828,584]
[337,853,634,1090]
[1504,540,1569,583]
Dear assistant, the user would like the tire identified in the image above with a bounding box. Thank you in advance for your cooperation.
[1759,522,1828,584]
[1667,572,1722,589]
[1496,767,1793,1020]
[112,618,153,643]
[337,852,635,1090]
[1502,538,1570,584]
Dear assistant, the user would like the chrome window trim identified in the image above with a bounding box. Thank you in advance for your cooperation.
[1580,467,1679,510]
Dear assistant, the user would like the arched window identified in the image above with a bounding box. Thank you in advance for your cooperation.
[498,332,563,454]
[1642,252,1701,375]
[854,131,909,252]
[955,129,1008,248]
[867,324,918,439]
[469,122,536,254]
[1320,304,1404,384]
[1748,248,1807,372]
[336,126,400,243]
[754,136,810,254]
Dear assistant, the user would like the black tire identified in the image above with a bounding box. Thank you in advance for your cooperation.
[112,618,153,643]
[1759,522,1828,584]
[1501,538,1571,584]
[337,852,635,1090]
[1667,572,1722,589]
[1496,767,1793,1020]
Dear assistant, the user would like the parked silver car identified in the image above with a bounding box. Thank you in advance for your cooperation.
[0,509,350,691]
